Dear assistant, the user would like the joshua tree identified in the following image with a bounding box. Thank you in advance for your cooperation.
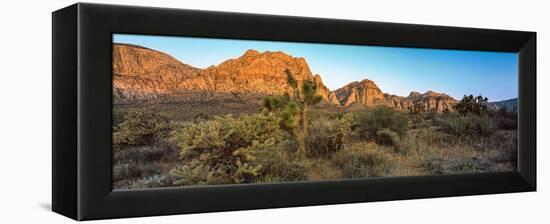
[454,94,489,115]
[262,69,322,158]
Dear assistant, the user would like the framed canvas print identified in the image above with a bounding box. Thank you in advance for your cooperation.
[52,3,536,220]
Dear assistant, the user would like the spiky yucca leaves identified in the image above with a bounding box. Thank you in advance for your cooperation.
[262,95,286,112]
[170,113,283,185]
[435,114,496,137]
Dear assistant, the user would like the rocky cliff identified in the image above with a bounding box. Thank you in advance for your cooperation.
[112,44,201,103]
[331,79,456,112]
[113,43,457,112]
[334,79,386,107]
[113,44,335,104]
[382,91,455,112]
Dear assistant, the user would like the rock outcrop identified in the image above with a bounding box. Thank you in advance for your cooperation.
[112,44,201,103]
[384,94,414,111]
[331,80,456,112]
[416,91,456,112]
[384,91,456,112]
[113,43,457,112]
[334,79,385,107]
[314,74,340,105]
[113,44,335,104]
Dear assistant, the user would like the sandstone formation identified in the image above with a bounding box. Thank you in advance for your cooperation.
[314,74,340,105]
[384,94,414,111]
[112,44,200,103]
[113,43,457,112]
[113,44,335,104]
[334,79,385,107]
[381,91,455,113]
[416,91,456,112]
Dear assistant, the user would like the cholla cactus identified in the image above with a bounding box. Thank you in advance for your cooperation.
[170,113,282,185]
[113,109,169,149]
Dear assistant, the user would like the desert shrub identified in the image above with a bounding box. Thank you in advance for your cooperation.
[496,117,517,130]
[113,110,169,149]
[423,111,438,121]
[492,108,517,130]
[255,148,308,183]
[126,174,178,189]
[373,129,418,155]
[112,109,127,127]
[113,143,179,164]
[113,162,163,182]
[435,114,470,136]
[422,157,505,174]
[308,113,355,157]
[413,126,455,148]
[277,138,299,153]
[435,114,496,137]
[193,112,210,123]
[374,128,399,147]
[170,113,283,186]
[394,132,421,155]
[489,131,518,165]
[356,107,409,140]
[332,143,395,178]
[474,115,497,137]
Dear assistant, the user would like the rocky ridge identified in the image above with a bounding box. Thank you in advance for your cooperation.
[113,43,457,112]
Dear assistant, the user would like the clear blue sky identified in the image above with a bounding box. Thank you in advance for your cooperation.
[114,34,518,101]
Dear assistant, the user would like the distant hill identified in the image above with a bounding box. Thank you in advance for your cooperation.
[112,43,458,112]
[488,98,518,112]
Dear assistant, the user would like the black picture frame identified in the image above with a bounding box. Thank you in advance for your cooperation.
[52,3,536,221]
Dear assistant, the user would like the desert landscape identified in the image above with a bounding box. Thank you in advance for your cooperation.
[112,42,518,189]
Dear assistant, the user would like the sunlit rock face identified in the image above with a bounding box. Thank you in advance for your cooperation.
[113,43,457,112]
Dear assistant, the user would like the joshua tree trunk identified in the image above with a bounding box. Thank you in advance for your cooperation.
[295,129,306,159]
[299,104,309,158]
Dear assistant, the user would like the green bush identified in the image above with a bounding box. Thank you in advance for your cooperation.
[372,128,418,154]
[374,128,399,146]
[332,143,395,178]
[435,114,470,136]
[255,148,308,183]
[356,107,409,140]
[474,115,497,136]
[113,110,169,149]
[435,114,496,137]
[308,113,355,157]
[170,113,283,186]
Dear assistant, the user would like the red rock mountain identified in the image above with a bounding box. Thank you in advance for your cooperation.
[113,44,201,102]
[334,80,386,107]
[113,44,337,104]
[113,43,456,112]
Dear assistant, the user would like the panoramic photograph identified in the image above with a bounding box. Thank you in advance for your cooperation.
[112,34,519,190]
